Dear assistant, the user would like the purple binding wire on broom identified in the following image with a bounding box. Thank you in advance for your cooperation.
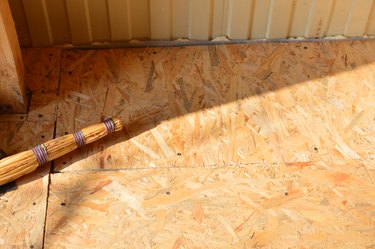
[72,130,86,147]
[32,144,48,166]
[103,118,115,134]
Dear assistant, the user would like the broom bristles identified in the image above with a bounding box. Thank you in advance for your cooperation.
[0,117,123,186]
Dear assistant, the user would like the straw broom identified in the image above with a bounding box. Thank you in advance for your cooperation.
[0,117,123,186]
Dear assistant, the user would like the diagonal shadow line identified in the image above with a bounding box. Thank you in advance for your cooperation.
[9,39,375,185]
[54,39,375,172]
[2,39,375,247]
[43,39,375,244]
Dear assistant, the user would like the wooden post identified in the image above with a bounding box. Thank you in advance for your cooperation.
[0,0,27,114]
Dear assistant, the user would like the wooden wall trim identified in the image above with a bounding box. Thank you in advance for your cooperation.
[0,0,27,114]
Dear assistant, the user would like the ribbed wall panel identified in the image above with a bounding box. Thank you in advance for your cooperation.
[8,0,375,47]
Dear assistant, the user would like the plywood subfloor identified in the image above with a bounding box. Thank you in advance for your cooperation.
[45,161,375,248]
[1,40,375,248]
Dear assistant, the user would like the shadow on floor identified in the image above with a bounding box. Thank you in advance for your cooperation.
[50,39,375,171]
[2,39,375,245]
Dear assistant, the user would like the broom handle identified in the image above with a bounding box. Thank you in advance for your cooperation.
[0,117,123,186]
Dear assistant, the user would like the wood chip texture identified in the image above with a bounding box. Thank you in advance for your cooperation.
[1,40,375,248]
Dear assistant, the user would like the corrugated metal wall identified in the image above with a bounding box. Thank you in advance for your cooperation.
[9,0,375,47]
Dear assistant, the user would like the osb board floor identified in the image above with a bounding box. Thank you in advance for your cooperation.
[0,56,58,247]
[54,41,375,171]
[0,40,374,248]
[45,161,375,248]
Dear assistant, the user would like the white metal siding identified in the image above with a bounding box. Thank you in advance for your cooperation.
[8,0,375,47]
